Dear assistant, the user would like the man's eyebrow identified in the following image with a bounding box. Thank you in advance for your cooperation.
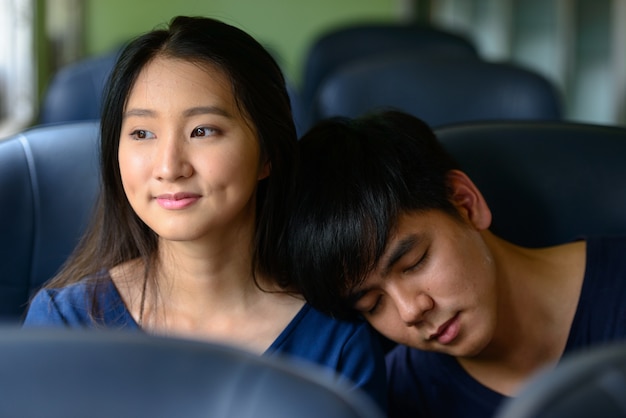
[346,234,421,306]
[380,235,421,277]
[347,289,367,307]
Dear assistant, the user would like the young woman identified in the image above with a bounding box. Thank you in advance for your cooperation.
[23,16,386,410]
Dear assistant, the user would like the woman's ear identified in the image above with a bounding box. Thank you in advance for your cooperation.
[446,169,492,230]
[258,160,271,180]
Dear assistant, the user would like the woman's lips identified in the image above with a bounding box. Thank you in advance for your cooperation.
[155,192,201,210]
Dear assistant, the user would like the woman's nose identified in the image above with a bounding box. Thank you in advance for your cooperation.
[153,135,193,181]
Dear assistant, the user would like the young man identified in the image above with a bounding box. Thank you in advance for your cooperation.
[286,110,626,417]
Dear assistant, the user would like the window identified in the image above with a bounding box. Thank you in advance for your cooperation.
[0,0,35,138]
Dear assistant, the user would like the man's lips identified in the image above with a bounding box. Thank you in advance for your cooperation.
[428,313,460,344]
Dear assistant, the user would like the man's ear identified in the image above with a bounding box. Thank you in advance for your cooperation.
[446,169,492,230]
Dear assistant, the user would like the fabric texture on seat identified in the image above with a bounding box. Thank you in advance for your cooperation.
[0,121,100,321]
[301,22,479,124]
[39,49,120,124]
[494,342,626,418]
[313,53,562,127]
[435,120,626,247]
[0,327,384,418]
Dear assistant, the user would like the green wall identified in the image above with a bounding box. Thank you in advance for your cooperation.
[84,0,398,87]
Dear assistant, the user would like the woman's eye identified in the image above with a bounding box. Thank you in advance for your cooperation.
[130,129,155,140]
[191,126,217,137]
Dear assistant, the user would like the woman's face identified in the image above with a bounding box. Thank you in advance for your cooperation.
[118,56,268,244]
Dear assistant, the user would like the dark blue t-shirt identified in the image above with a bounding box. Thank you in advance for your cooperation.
[23,273,387,412]
[386,236,626,418]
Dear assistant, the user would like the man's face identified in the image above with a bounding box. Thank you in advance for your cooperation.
[350,209,498,358]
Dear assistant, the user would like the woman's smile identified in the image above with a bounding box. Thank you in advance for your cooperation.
[155,192,201,210]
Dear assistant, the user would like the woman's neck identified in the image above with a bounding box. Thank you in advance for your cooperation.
[111,232,303,353]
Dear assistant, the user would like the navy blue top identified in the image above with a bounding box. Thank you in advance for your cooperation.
[23,273,387,411]
[385,236,626,418]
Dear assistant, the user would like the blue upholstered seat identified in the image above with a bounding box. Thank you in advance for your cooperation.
[495,341,626,418]
[0,121,100,321]
[314,53,562,128]
[435,120,626,247]
[39,49,120,124]
[301,22,479,129]
[0,327,384,418]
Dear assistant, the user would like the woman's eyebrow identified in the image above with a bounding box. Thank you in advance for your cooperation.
[123,108,156,119]
[123,106,232,119]
[182,105,232,118]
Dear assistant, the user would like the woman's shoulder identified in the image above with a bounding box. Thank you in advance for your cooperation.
[273,303,381,356]
[22,271,132,328]
[296,303,374,336]
[33,271,112,307]
[281,304,388,413]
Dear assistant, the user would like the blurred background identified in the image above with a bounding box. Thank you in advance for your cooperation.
[0,0,623,137]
